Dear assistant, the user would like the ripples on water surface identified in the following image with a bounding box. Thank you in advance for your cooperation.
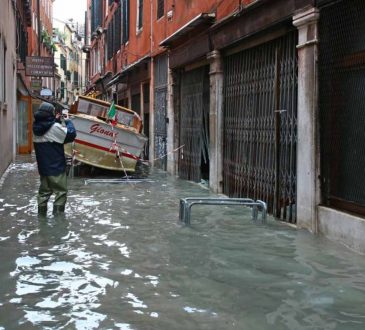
[0,158,365,329]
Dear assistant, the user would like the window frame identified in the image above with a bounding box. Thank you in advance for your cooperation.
[157,0,164,20]
[137,0,143,32]
[122,0,130,44]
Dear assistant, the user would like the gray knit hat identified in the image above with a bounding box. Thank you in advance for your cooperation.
[36,102,55,120]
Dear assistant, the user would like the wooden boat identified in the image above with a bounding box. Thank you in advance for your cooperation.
[64,96,148,173]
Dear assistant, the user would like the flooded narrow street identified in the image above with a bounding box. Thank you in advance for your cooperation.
[0,157,365,329]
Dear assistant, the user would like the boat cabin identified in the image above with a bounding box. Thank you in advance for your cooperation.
[70,96,143,133]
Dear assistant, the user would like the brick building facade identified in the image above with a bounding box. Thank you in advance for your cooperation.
[84,0,365,253]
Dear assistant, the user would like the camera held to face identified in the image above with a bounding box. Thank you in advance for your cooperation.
[62,109,69,120]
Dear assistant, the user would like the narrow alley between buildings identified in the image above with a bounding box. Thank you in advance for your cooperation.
[0,157,365,329]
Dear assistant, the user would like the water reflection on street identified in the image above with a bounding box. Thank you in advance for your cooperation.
[1,158,365,329]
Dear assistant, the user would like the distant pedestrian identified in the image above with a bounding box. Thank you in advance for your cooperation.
[33,102,76,215]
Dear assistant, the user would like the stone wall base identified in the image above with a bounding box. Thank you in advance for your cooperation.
[318,206,365,254]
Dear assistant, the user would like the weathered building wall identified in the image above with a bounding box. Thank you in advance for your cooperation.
[90,0,258,89]
[15,0,54,156]
[153,0,227,49]
[0,1,17,176]
[28,0,54,58]
[162,0,304,194]
[84,0,365,253]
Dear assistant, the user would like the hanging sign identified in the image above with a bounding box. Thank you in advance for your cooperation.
[31,77,42,92]
[40,88,53,96]
[25,56,54,77]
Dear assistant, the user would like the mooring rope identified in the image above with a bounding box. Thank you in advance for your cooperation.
[69,113,185,182]
[108,124,133,185]
[151,144,185,162]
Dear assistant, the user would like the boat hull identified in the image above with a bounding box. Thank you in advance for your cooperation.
[65,114,148,172]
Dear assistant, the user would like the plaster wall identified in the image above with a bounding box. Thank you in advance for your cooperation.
[0,1,17,176]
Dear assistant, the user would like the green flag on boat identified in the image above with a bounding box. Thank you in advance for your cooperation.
[107,101,118,125]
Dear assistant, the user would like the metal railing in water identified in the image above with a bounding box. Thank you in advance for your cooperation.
[179,197,267,225]
[84,178,154,185]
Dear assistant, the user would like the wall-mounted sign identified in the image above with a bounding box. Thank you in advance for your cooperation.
[31,77,42,92]
[25,56,54,77]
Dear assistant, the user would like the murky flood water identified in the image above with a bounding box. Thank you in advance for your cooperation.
[1,158,365,329]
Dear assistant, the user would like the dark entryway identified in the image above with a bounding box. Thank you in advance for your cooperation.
[178,66,210,183]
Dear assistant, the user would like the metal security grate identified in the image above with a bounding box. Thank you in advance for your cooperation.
[179,66,210,182]
[154,55,168,170]
[319,0,365,215]
[223,31,298,222]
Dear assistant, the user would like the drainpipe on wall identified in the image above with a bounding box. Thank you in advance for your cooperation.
[37,0,41,56]
[13,62,17,162]
[149,0,155,164]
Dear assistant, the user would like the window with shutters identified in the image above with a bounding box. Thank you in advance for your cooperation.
[114,5,121,52]
[60,81,65,99]
[137,0,143,31]
[91,0,103,32]
[157,0,164,19]
[16,16,28,64]
[60,54,66,71]
[122,0,130,44]
[73,71,79,88]
[91,0,95,32]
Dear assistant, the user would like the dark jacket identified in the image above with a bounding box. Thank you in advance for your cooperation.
[33,103,76,176]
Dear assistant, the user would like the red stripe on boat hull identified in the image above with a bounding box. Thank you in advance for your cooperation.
[74,139,139,160]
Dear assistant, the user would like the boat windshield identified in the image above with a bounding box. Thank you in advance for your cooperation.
[77,98,135,127]
[116,111,134,127]
[78,98,106,117]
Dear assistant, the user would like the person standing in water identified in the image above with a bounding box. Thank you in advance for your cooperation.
[33,102,76,215]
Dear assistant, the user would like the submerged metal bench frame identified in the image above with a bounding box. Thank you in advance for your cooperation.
[179,197,267,225]
[84,178,154,185]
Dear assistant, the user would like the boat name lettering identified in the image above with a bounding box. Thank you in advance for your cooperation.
[89,124,118,137]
